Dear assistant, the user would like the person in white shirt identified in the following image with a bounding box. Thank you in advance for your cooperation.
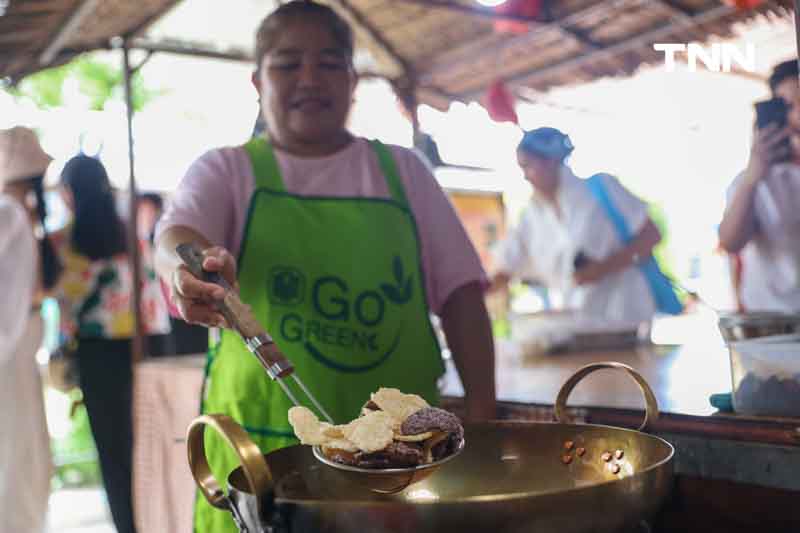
[719,60,800,313]
[490,127,669,324]
[0,126,60,533]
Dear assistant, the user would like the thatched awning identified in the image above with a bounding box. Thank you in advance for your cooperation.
[0,0,794,110]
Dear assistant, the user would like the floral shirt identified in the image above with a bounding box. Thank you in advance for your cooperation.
[56,233,170,340]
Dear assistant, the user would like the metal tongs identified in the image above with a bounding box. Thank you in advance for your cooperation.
[176,243,334,423]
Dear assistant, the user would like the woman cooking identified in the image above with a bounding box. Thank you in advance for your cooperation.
[154,2,496,531]
[489,127,681,324]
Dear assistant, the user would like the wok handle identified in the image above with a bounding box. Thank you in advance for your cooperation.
[554,362,660,432]
[187,414,273,518]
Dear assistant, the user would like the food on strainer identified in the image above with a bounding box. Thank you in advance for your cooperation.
[287,387,464,469]
[288,405,335,445]
[340,410,395,453]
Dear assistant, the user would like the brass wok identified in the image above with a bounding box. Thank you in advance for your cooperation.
[188,362,675,533]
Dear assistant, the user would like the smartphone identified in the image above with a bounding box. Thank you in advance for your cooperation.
[755,97,788,130]
[573,251,589,270]
[755,97,790,161]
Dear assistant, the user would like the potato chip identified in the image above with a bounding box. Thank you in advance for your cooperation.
[341,411,395,453]
[322,425,346,439]
[370,388,429,423]
[322,439,359,454]
[393,431,433,442]
[288,406,330,446]
[422,431,449,463]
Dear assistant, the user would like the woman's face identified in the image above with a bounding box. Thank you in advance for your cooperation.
[517,150,560,193]
[253,15,356,151]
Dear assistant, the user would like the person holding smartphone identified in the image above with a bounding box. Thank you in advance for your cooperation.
[719,59,800,312]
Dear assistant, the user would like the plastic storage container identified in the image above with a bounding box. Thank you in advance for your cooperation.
[718,312,800,343]
[728,334,800,418]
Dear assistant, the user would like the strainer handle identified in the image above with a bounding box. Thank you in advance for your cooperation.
[554,362,660,432]
[187,414,272,517]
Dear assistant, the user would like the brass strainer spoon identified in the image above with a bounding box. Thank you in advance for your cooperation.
[177,243,333,423]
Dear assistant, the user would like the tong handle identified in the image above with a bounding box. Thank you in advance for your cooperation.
[246,335,294,380]
[176,243,232,289]
[175,243,294,380]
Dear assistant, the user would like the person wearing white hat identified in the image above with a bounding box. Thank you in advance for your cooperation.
[0,126,61,533]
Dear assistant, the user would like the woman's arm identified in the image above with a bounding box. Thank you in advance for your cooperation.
[719,179,760,254]
[719,124,790,253]
[488,212,533,293]
[574,217,661,285]
[439,281,497,422]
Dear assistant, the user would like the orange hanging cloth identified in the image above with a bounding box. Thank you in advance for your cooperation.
[484,79,519,124]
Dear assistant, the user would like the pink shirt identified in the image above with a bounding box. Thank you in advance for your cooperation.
[156,137,485,314]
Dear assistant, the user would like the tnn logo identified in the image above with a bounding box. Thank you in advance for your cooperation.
[653,43,756,73]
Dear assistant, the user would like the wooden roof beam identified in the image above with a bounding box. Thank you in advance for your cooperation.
[130,39,253,63]
[651,0,695,22]
[392,0,543,23]
[124,39,394,82]
[558,26,601,50]
[458,3,738,100]
[329,0,413,79]
[39,0,101,66]
[419,0,625,86]
[393,0,599,49]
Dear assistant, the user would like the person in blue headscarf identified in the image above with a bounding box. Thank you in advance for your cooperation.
[489,127,678,324]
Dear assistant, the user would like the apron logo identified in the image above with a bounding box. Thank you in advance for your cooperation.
[275,257,414,373]
[380,256,413,305]
[268,267,305,306]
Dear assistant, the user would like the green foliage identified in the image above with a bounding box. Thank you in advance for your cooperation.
[6,53,162,112]
[648,203,676,277]
[492,317,511,338]
[73,57,120,111]
[14,64,71,108]
[647,201,687,305]
[50,389,102,489]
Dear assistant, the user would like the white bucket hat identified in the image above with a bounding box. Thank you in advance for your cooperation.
[0,126,53,185]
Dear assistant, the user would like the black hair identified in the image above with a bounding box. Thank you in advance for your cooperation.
[21,174,63,290]
[768,59,799,94]
[61,155,127,260]
[254,0,354,70]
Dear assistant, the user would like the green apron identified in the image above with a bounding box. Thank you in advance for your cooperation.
[194,138,445,532]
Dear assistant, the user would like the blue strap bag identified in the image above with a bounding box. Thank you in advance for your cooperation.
[585,174,683,315]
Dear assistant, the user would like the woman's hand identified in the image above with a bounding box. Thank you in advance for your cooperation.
[573,258,612,286]
[718,125,788,253]
[170,246,239,328]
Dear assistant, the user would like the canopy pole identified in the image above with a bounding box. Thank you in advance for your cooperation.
[392,76,421,149]
[121,38,145,363]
